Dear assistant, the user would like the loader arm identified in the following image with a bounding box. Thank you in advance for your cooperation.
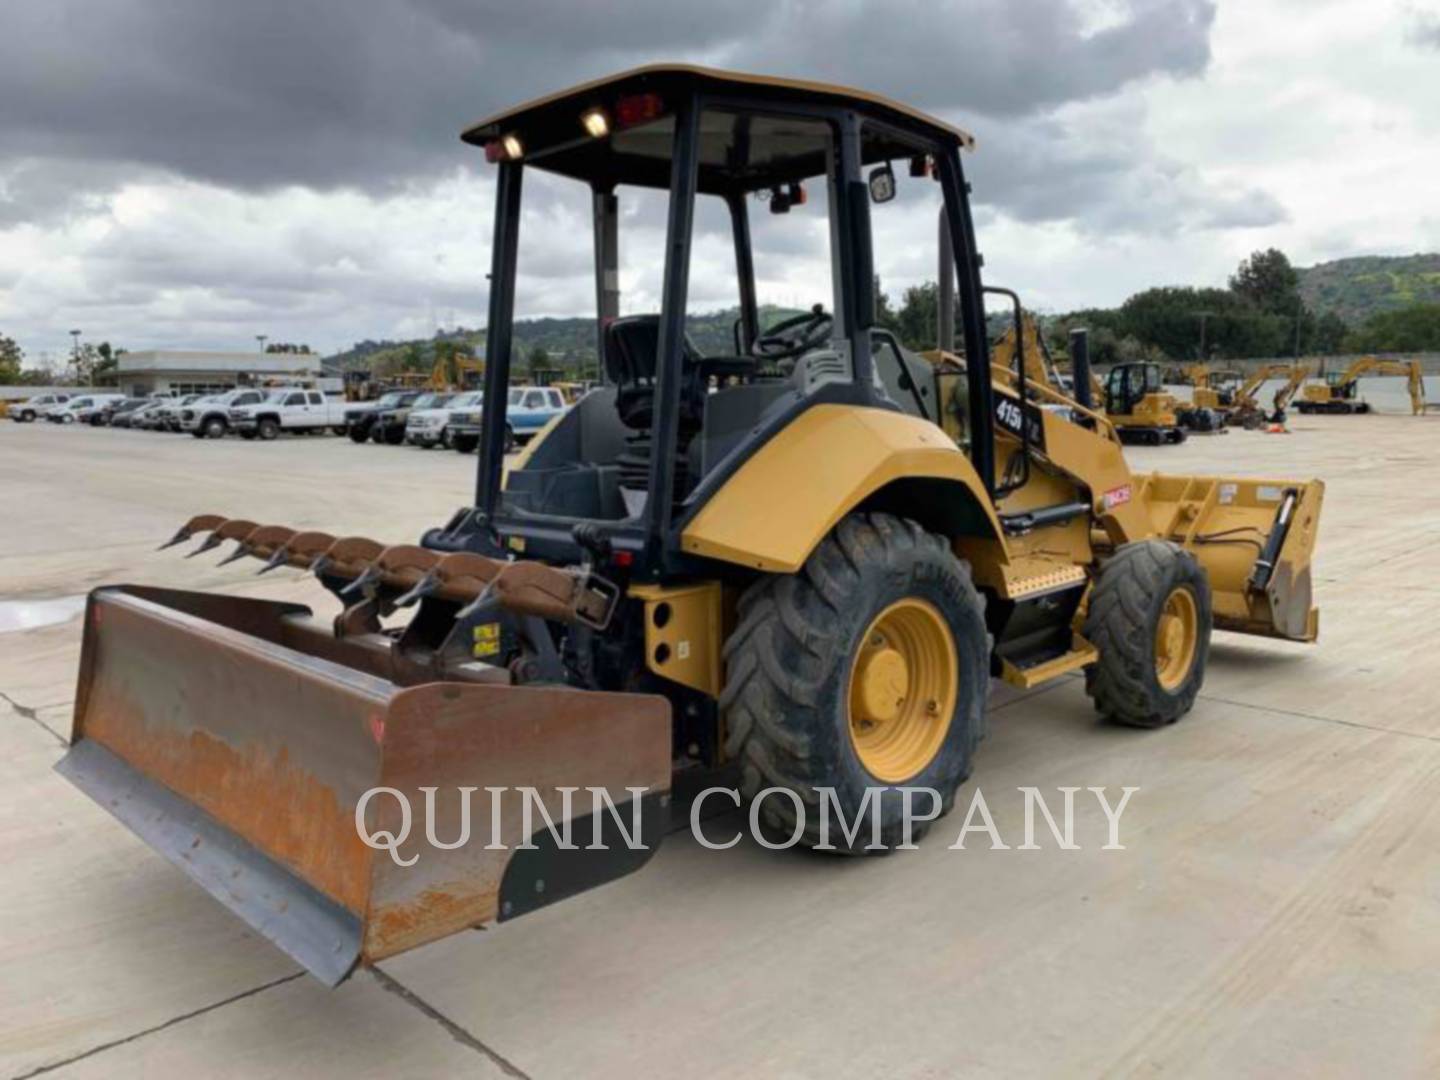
[990,382,1323,642]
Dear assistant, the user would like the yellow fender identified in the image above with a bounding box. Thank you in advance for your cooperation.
[681,405,1007,572]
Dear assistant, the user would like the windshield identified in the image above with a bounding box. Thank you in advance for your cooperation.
[413,393,452,408]
[375,393,406,407]
[450,392,483,408]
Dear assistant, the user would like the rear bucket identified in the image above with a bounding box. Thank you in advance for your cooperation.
[57,585,671,985]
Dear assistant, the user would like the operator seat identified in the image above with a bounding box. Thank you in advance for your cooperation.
[603,315,707,502]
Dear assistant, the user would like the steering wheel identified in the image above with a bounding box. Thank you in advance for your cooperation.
[754,305,833,361]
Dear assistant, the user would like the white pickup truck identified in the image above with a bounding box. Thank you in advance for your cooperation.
[48,394,126,424]
[229,389,351,440]
[178,389,268,438]
[9,393,72,422]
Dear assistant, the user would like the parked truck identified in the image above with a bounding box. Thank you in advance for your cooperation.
[49,394,126,424]
[405,390,484,448]
[178,389,269,438]
[229,389,351,440]
[369,391,453,445]
[345,391,416,443]
[9,393,72,422]
[449,385,569,453]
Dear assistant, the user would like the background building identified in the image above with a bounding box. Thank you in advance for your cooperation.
[111,350,316,396]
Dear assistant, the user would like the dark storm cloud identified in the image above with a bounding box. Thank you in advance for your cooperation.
[0,0,1215,203]
[966,110,1287,233]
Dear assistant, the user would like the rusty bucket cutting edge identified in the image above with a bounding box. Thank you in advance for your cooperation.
[56,585,673,984]
[56,739,366,986]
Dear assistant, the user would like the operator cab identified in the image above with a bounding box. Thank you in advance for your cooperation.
[1106,362,1164,416]
[438,66,994,573]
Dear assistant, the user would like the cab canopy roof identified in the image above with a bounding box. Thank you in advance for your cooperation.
[461,64,975,195]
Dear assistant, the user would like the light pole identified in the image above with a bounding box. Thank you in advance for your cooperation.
[256,334,268,354]
[1192,311,1213,361]
[69,329,84,385]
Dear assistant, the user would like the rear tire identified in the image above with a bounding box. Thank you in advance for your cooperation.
[1083,540,1211,728]
[203,417,227,439]
[452,433,478,454]
[257,418,280,440]
[721,513,989,853]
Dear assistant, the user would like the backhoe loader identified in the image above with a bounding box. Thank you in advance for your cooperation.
[57,66,1324,986]
[1296,356,1425,414]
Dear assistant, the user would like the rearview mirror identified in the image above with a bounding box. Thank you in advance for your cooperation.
[868,163,896,204]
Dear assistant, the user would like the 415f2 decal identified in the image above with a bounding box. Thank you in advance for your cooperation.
[994,395,1047,450]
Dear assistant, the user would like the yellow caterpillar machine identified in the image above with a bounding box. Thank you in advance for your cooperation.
[1296,356,1425,415]
[1184,365,1247,412]
[1101,361,1223,441]
[57,67,1325,985]
[1220,363,1310,429]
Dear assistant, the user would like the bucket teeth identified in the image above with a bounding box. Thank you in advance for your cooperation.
[339,564,383,598]
[256,530,336,576]
[184,518,260,559]
[256,547,291,576]
[215,543,256,567]
[159,513,226,551]
[165,513,614,631]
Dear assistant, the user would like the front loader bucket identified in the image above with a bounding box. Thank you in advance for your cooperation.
[57,585,671,985]
[1135,475,1324,641]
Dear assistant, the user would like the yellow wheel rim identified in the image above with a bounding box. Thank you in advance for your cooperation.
[1154,586,1198,691]
[846,599,958,783]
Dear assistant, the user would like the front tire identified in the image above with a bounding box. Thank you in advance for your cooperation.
[257,418,280,440]
[452,433,478,454]
[721,513,989,853]
[203,417,227,439]
[1083,540,1211,728]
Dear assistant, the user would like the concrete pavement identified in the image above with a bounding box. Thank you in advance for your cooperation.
[2,415,1439,1078]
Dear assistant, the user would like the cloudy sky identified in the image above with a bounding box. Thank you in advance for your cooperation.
[2,0,1437,363]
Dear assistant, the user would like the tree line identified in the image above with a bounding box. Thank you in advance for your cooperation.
[5,248,1438,388]
[875,248,1440,364]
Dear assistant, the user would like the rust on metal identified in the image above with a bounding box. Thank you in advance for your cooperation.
[61,583,673,981]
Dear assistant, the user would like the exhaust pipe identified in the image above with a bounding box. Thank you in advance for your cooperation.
[1069,328,1093,409]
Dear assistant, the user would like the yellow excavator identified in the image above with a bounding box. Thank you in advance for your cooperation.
[1100,362,1224,442]
[1296,356,1426,415]
[1184,365,1247,412]
[1222,363,1310,429]
[55,66,1325,985]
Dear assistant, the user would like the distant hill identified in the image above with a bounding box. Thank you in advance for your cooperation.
[1297,253,1440,324]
